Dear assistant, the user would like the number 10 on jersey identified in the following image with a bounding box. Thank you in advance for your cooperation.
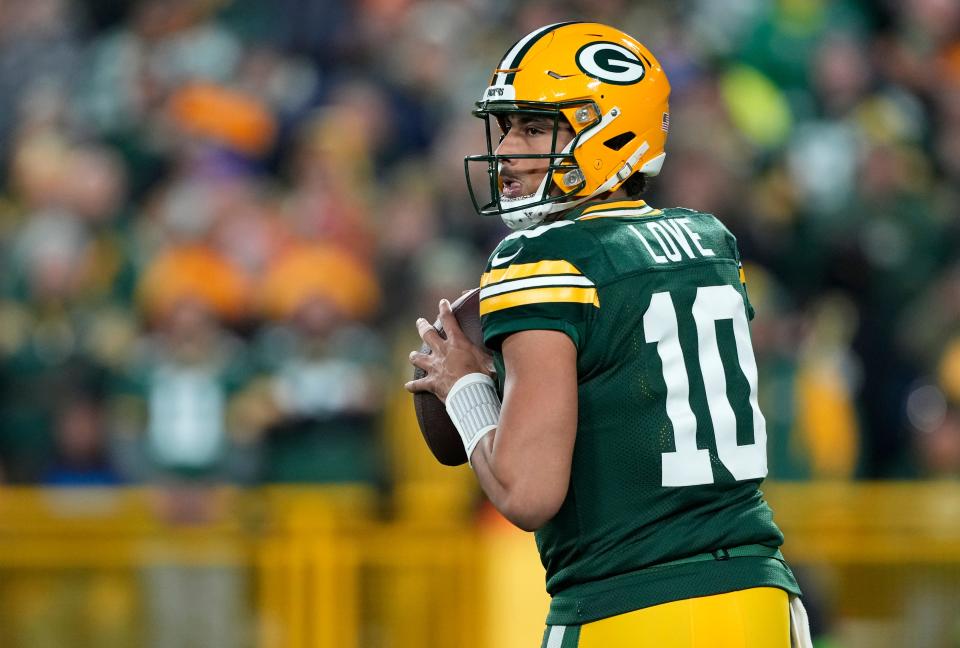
[643,285,767,487]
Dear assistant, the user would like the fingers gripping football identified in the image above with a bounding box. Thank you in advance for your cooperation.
[405,299,494,402]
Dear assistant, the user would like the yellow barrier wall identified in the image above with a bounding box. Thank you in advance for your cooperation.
[1,483,959,648]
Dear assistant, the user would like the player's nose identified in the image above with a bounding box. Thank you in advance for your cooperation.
[495,129,521,159]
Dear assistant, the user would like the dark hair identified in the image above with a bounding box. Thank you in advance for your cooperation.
[622,173,647,198]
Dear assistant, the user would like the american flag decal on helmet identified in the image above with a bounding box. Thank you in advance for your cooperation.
[662,112,670,132]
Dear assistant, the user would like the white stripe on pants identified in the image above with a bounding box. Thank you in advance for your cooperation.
[546,625,567,648]
[789,596,813,648]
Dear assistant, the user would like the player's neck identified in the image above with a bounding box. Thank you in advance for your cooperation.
[580,188,642,209]
[546,190,645,223]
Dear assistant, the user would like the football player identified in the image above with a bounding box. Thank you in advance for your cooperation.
[406,21,812,648]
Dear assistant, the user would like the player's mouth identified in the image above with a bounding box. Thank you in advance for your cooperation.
[500,173,528,199]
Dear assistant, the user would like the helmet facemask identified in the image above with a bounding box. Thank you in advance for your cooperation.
[464,100,600,230]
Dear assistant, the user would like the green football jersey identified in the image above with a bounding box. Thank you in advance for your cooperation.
[479,199,800,625]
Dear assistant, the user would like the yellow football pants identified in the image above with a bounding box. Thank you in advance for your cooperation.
[543,587,790,648]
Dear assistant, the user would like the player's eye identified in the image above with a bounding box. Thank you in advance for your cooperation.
[525,126,545,136]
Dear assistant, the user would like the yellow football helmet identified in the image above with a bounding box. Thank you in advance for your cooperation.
[465,22,671,229]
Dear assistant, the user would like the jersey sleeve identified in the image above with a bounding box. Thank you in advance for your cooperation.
[479,228,599,351]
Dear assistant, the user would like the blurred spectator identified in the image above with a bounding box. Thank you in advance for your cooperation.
[791,294,861,479]
[111,296,257,482]
[280,100,380,259]
[250,243,385,483]
[136,241,250,325]
[167,81,277,157]
[0,137,122,482]
[41,395,123,486]
[0,0,80,155]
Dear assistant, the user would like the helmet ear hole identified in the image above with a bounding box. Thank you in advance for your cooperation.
[603,132,636,151]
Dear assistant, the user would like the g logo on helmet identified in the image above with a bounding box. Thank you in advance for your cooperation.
[575,41,645,85]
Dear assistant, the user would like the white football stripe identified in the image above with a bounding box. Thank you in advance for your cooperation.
[546,625,566,648]
[494,23,564,86]
[480,275,595,300]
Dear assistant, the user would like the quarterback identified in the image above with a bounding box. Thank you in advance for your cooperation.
[407,22,812,648]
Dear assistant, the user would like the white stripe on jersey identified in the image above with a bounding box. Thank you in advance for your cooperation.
[480,274,595,299]
[502,220,574,241]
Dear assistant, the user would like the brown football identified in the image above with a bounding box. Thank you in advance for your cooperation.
[412,287,486,466]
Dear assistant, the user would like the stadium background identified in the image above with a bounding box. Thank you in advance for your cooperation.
[0,0,958,646]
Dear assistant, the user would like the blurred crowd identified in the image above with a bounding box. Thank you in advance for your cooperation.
[0,0,957,488]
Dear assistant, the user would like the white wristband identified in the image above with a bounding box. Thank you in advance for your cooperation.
[445,373,501,465]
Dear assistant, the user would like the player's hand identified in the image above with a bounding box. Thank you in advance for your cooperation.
[405,299,495,402]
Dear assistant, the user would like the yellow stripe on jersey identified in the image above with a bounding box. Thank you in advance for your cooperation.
[577,199,662,220]
[481,259,582,287]
[479,286,599,315]
[581,199,648,214]
[578,209,662,221]
[739,265,746,284]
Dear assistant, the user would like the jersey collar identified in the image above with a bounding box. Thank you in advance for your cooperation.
[565,198,661,221]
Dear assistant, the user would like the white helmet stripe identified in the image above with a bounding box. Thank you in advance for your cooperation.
[494,22,577,86]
